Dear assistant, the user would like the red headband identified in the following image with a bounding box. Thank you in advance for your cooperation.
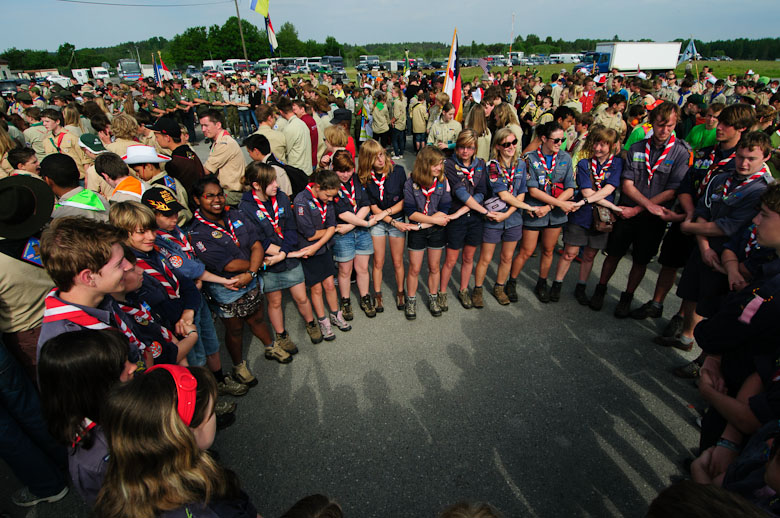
[147,364,197,426]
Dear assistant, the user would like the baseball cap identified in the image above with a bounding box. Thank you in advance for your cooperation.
[147,117,181,139]
[142,187,184,216]
[122,145,172,165]
[78,133,107,154]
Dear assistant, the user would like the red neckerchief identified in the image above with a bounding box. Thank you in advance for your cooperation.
[590,154,614,190]
[536,149,556,188]
[421,179,437,215]
[117,301,173,342]
[697,147,736,197]
[193,209,239,246]
[339,178,357,212]
[724,166,768,197]
[645,134,676,186]
[43,289,111,329]
[490,160,516,189]
[306,184,328,223]
[253,191,282,237]
[135,258,180,299]
[458,162,476,186]
[72,418,97,448]
[156,228,194,257]
[371,171,386,201]
[745,224,759,258]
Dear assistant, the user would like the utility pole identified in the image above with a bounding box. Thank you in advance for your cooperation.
[233,0,250,66]
[509,12,515,57]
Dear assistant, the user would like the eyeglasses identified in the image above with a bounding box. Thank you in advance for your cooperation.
[499,139,518,148]
[203,192,226,199]
[549,138,564,144]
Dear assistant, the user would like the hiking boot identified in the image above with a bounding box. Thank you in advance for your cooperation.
[589,284,607,311]
[549,281,562,302]
[663,314,684,338]
[318,316,335,341]
[374,292,384,313]
[218,375,249,396]
[653,335,694,352]
[505,277,518,302]
[360,294,376,318]
[428,293,442,317]
[233,361,260,385]
[491,284,509,306]
[396,292,405,310]
[340,297,354,321]
[457,289,472,309]
[305,320,323,344]
[404,296,417,320]
[215,400,237,415]
[630,301,663,320]
[534,278,550,303]
[264,343,293,364]
[330,310,352,332]
[614,291,634,319]
[277,335,298,355]
[438,292,449,311]
[12,486,68,507]
[472,286,486,307]
[574,284,590,305]
[673,360,702,379]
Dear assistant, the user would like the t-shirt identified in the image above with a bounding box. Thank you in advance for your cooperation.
[685,123,717,151]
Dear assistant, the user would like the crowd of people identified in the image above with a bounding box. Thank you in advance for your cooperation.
[1,60,780,517]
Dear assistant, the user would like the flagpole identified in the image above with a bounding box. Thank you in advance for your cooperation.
[509,13,515,59]
[233,0,250,72]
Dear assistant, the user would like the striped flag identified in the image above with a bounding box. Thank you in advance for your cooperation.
[265,16,278,53]
[477,58,489,75]
[443,29,463,122]
[157,51,173,81]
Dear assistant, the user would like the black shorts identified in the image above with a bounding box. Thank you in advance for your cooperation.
[676,248,729,317]
[301,251,337,287]
[605,212,668,265]
[658,222,696,268]
[408,226,446,251]
[446,212,484,250]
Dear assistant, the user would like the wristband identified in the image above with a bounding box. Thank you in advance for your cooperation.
[716,438,740,452]
[186,329,198,337]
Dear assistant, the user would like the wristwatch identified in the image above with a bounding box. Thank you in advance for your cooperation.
[248,270,257,279]
[417,222,423,230]
[583,197,590,204]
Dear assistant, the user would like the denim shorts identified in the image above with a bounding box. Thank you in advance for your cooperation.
[262,263,305,293]
[331,228,374,262]
[369,219,405,239]
[413,133,426,144]
[188,296,220,366]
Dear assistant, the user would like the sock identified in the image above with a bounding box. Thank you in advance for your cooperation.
[278,330,288,338]
[408,295,416,301]
[212,369,226,383]
[329,310,338,317]
[317,315,327,321]
[650,301,663,309]
[680,335,694,345]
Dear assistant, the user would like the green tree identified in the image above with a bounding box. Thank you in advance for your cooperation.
[323,36,341,57]
[276,22,302,57]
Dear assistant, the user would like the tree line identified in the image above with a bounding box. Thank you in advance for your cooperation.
[2,21,779,73]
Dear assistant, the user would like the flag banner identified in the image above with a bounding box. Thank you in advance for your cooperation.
[443,29,463,122]
[152,53,160,85]
[477,58,489,74]
[266,16,278,53]
[678,39,697,66]
[250,0,269,17]
[157,51,173,81]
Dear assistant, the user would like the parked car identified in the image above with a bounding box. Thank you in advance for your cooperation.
[356,64,369,72]
[429,60,446,69]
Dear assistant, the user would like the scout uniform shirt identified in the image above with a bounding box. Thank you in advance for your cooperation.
[23,122,48,162]
[679,144,738,205]
[403,176,452,218]
[203,130,245,193]
[484,159,528,230]
[426,119,462,149]
[282,116,313,175]
[238,190,300,274]
[188,209,259,278]
[364,165,407,218]
[292,186,336,257]
[371,101,390,135]
[392,97,407,131]
[333,173,371,221]
[623,135,692,208]
[43,129,87,178]
[523,149,576,228]
[570,156,623,230]
[444,156,487,214]
[0,233,53,334]
[410,102,428,134]
[254,125,287,163]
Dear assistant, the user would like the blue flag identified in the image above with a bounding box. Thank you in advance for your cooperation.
[677,39,697,66]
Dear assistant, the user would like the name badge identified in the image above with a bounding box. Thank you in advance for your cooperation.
[632,152,646,162]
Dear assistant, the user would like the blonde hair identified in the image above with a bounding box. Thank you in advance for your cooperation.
[357,138,390,185]
[435,91,450,106]
[579,125,619,161]
[411,146,445,188]
[108,201,157,238]
[455,129,478,150]
[62,104,83,130]
[490,127,520,169]
[465,103,489,137]
[323,124,348,148]
[111,113,139,140]
[492,103,519,128]
[94,97,111,115]
[0,126,15,158]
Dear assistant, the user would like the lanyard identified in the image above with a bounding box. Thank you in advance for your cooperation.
[645,134,676,186]
[339,178,357,212]
[697,147,736,197]
[590,154,614,190]
[253,191,282,237]
[305,184,328,223]
[193,210,240,246]
[135,258,180,299]
[421,179,437,215]
[371,171,386,201]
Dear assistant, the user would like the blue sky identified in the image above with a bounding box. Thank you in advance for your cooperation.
[5,0,780,51]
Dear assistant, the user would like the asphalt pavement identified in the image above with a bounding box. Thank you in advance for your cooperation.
[1,137,703,518]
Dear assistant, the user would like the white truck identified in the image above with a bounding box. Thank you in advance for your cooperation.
[574,42,682,75]
[71,68,90,83]
[90,66,110,80]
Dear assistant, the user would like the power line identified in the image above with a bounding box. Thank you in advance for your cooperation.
[55,0,233,6]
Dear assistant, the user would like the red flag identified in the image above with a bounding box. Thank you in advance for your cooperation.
[443,29,462,122]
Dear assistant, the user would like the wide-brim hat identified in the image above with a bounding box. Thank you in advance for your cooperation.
[0,175,55,239]
[122,145,171,165]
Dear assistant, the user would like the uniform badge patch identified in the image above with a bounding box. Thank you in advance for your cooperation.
[256,210,265,220]
[211,231,223,239]
[196,241,207,252]
[169,256,183,268]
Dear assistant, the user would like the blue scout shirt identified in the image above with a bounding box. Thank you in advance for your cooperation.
[155,227,207,280]
[120,292,179,365]
[677,144,737,201]
[131,249,201,330]
[403,176,452,218]
[484,159,527,230]
[333,173,371,216]
[570,156,623,229]
[364,164,407,216]
[292,187,337,257]
[623,136,692,207]
[524,149,576,228]
[239,190,300,274]
[444,156,487,213]
[188,209,260,278]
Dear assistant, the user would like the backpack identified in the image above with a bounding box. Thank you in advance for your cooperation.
[267,155,309,199]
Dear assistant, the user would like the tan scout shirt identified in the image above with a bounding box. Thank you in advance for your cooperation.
[203,130,246,192]
[255,125,287,161]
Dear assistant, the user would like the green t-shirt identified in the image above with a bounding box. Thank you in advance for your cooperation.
[769,130,780,179]
[685,123,716,151]
[623,123,652,151]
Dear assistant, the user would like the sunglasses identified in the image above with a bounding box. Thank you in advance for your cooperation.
[499,139,518,148]
[549,138,564,144]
